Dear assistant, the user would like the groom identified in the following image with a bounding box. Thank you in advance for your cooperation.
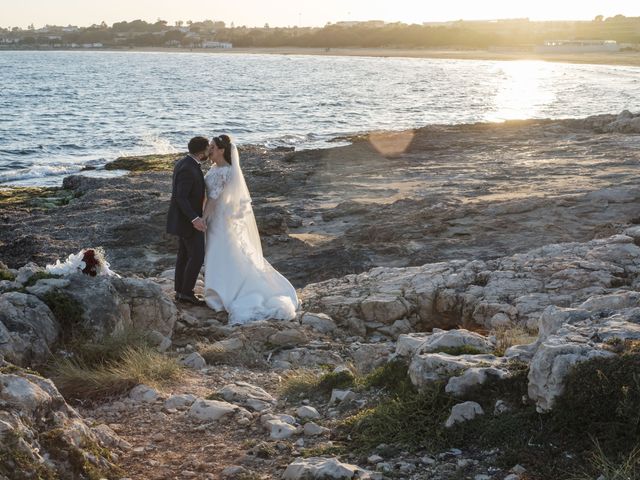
[166,136,209,305]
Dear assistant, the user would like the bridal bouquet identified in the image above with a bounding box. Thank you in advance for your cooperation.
[46,247,118,277]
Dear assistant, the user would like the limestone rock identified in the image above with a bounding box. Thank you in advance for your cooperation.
[221,466,251,479]
[0,292,59,366]
[188,398,241,422]
[297,406,321,419]
[303,422,330,437]
[182,352,206,370]
[301,312,338,334]
[112,276,178,338]
[25,277,70,297]
[409,353,505,389]
[396,333,431,357]
[528,338,614,412]
[445,401,484,428]
[164,394,197,410]
[445,367,510,397]
[405,328,494,355]
[0,374,52,411]
[92,424,132,450]
[15,263,43,285]
[217,382,276,411]
[360,294,410,325]
[273,347,344,368]
[283,457,373,480]
[302,234,640,337]
[263,416,298,440]
[129,384,159,403]
[329,389,356,405]
[0,362,119,478]
[29,273,178,342]
[350,343,394,374]
[528,296,640,411]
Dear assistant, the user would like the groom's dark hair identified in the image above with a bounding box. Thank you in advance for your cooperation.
[188,136,209,155]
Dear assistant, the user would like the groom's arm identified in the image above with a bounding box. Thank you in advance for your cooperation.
[174,167,199,224]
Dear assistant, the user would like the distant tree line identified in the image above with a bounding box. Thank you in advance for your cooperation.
[1,15,639,49]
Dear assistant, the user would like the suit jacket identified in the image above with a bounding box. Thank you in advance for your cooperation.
[166,155,205,237]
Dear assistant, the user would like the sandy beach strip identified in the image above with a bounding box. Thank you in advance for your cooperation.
[87,46,640,67]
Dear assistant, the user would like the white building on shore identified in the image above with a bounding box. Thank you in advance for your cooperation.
[201,41,232,48]
[535,40,620,53]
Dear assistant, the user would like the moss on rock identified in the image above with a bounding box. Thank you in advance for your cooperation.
[0,269,15,281]
[0,187,77,211]
[42,290,85,342]
[105,153,182,172]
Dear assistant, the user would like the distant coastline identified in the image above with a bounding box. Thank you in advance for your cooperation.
[2,46,640,67]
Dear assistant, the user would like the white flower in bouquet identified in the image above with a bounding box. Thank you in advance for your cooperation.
[46,248,118,277]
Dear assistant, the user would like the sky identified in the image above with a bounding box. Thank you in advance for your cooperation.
[3,0,640,29]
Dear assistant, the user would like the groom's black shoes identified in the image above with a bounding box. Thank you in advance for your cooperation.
[176,292,206,306]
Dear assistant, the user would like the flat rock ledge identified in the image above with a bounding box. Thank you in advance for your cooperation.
[301,231,640,336]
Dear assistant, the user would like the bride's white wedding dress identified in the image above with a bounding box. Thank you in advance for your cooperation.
[202,144,299,325]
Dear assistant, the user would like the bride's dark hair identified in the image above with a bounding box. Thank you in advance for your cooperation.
[213,134,232,165]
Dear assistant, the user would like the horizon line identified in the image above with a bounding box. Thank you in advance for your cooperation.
[3,14,638,30]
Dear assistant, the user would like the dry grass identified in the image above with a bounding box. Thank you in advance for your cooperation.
[573,442,640,480]
[197,342,266,368]
[50,346,184,400]
[492,324,538,356]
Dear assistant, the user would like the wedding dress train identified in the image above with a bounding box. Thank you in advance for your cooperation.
[202,145,298,325]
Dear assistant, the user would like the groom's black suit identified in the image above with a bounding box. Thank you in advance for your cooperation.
[166,154,206,296]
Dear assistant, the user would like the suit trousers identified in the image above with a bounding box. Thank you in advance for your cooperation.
[174,231,205,296]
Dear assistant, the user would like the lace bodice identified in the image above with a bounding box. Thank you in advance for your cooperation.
[204,165,231,200]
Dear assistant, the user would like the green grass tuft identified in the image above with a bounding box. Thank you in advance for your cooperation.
[317,370,355,393]
[551,353,640,456]
[359,359,412,395]
[279,369,355,400]
[340,381,455,452]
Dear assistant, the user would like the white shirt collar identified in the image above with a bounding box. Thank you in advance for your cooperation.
[188,154,202,165]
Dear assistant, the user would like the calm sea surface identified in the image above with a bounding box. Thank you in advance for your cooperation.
[1,50,639,186]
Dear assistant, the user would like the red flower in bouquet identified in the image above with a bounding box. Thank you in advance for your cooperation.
[81,249,100,277]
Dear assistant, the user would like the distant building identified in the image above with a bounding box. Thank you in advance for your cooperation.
[535,40,620,53]
[335,20,386,28]
[201,41,232,48]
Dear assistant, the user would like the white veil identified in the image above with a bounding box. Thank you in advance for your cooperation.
[217,144,265,270]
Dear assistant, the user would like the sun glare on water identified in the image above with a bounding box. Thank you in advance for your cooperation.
[486,60,558,122]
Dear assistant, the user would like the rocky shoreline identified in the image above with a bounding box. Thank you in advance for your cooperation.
[2,111,640,287]
[1,112,640,479]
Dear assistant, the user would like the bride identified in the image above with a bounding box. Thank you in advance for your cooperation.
[202,135,299,325]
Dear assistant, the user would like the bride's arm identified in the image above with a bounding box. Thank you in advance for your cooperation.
[203,198,215,221]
